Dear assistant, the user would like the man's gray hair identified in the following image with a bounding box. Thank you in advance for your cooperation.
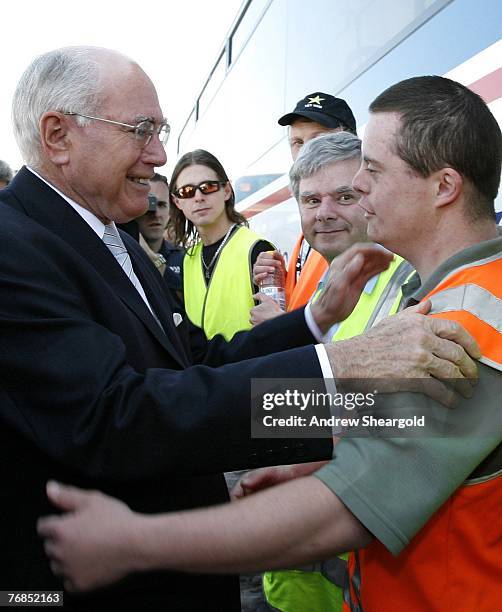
[289,131,362,200]
[12,47,104,168]
[0,160,13,184]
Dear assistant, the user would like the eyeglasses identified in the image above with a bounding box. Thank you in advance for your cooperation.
[173,180,227,199]
[63,112,170,147]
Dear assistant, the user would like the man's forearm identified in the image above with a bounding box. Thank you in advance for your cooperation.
[132,476,372,574]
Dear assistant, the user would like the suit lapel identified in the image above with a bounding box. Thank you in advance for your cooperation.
[126,237,191,367]
[5,167,188,368]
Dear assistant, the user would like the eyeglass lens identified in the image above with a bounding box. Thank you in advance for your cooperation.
[135,120,170,145]
[176,181,223,199]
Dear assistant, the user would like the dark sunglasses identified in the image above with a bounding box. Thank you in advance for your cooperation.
[173,180,227,199]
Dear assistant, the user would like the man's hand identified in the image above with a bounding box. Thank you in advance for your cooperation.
[250,293,284,326]
[253,250,286,286]
[37,481,140,592]
[231,462,329,500]
[325,301,481,406]
[310,244,393,333]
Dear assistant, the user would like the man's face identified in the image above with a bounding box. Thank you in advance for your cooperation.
[173,164,231,229]
[299,157,368,261]
[62,58,167,224]
[352,112,432,255]
[136,181,170,244]
[0,180,8,189]
[289,119,339,160]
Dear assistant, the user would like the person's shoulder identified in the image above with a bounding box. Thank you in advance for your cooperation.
[238,225,271,243]
[0,197,45,240]
[0,199,82,292]
[253,239,275,253]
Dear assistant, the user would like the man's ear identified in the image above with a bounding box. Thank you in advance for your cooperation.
[433,167,463,209]
[39,111,71,165]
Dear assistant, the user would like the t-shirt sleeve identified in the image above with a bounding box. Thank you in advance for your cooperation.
[314,363,502,555]
[250,240,275,266]
[251,240,276,293]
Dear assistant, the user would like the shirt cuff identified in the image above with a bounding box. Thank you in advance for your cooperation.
[307,306,339,430]
[314,344,333,379]
[304,301,323,342]
[315,344,339,435]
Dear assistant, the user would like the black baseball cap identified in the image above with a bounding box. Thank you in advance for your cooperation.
[278,92,357,133]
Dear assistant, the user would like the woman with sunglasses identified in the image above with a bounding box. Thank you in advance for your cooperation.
[169,149,275,341]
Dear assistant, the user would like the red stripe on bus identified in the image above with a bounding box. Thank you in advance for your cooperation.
[242,186,292,218]
[242,68,502,219]
[469,67,502,103]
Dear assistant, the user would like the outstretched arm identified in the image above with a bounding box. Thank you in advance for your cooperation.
[38,477,371,592]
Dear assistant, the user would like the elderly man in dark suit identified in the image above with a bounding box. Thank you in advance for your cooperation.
[0,47,479,611]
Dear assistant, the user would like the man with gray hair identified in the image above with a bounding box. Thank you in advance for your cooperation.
[0,44,336,611]
[252,132,412,326]
[0,159,13,188]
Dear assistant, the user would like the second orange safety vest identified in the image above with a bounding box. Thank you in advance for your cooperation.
[285,234,328,311]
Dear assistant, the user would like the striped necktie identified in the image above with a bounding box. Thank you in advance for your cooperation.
[103,223,164,332]
[103,223,143,293]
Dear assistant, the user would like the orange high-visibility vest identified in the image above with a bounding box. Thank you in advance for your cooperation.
[285,234,328,311]
[344,252,502,611]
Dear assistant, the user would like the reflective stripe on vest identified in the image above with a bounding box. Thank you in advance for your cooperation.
[429,284,502,331]
[424,253,502,372]
[329,256,413,342]
[429,283,502,371]
[183,226,264,341]
[363,259,415,330]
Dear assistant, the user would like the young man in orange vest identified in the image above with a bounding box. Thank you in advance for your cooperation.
[38,76,501,610]
[254,93,358,315]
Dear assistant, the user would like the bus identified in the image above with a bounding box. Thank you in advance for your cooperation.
[176,0,502,256]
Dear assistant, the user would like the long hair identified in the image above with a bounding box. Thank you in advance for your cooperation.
[168,149,247,249]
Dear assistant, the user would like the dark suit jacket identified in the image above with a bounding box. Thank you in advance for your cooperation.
[0,168,331,611]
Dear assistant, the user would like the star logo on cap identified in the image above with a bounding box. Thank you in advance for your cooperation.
[307,95,325,105]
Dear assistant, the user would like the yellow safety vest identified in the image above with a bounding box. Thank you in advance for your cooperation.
[263,254,414,612]
[183,226,264,341]
[330,255,414,341]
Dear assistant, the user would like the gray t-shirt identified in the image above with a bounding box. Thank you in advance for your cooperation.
[314,234,502,555]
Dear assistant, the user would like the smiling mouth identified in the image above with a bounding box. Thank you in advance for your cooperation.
[127,177,150,186]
